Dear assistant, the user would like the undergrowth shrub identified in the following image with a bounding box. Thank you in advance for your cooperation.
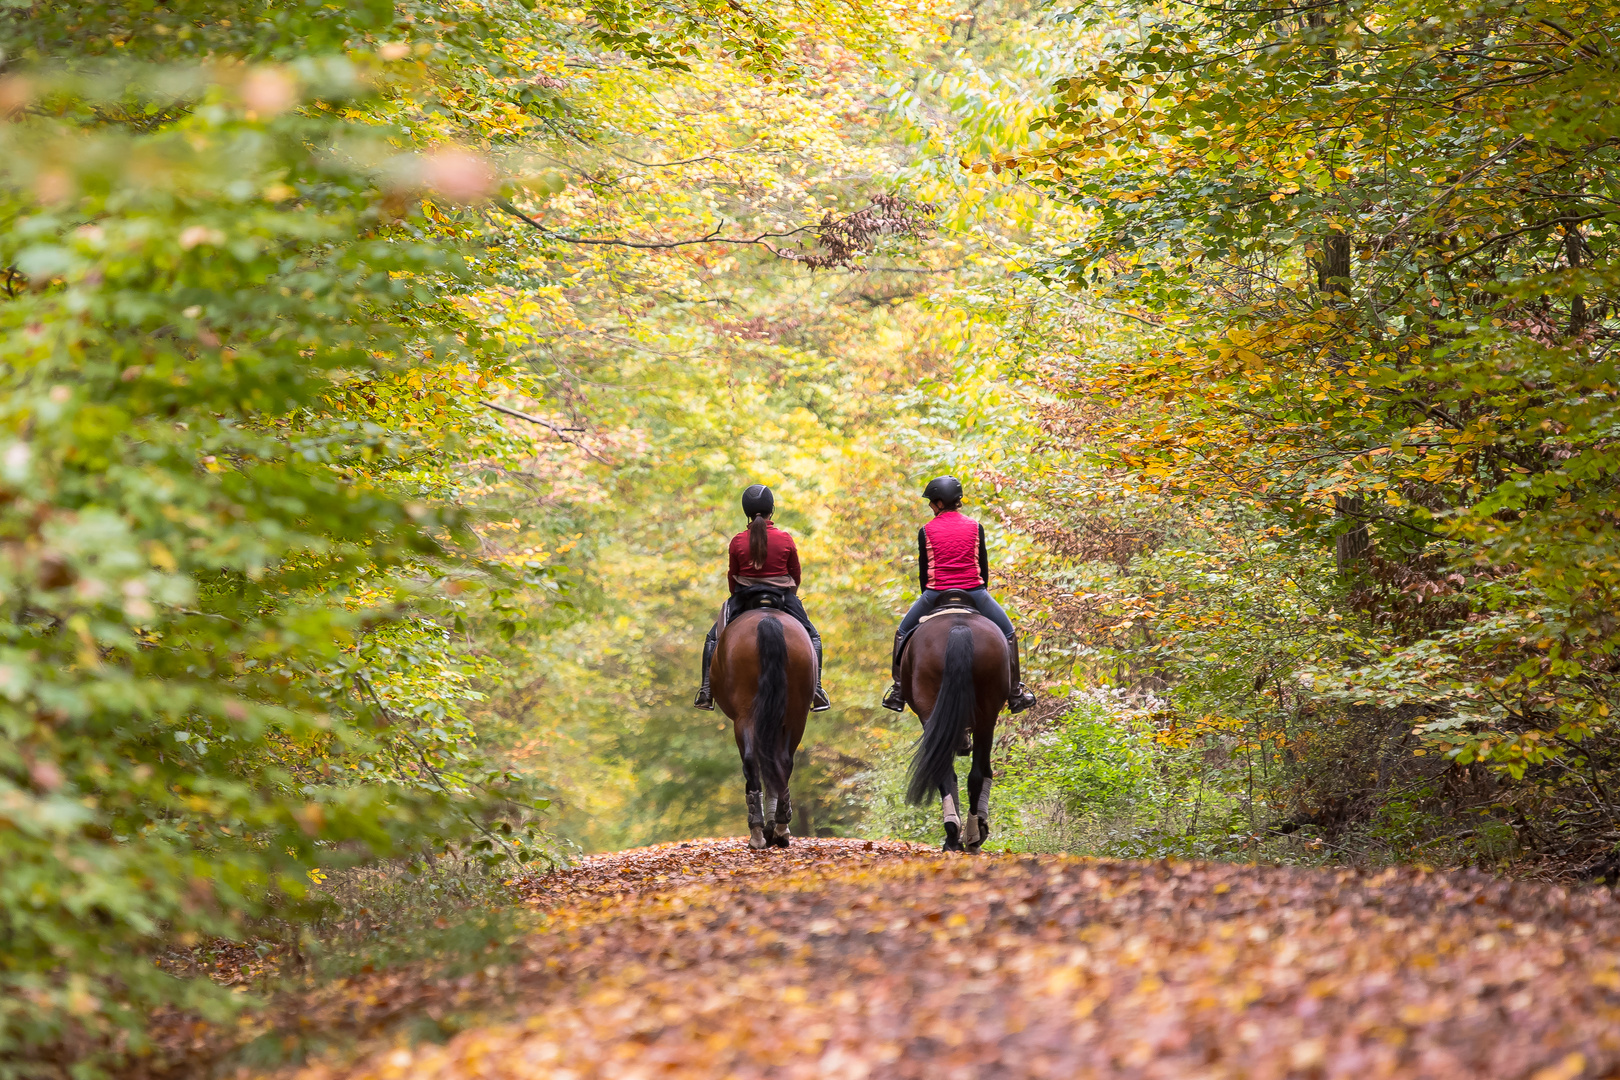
[857,741,941,845]
[301,851,543,980]
[988,694,1161,853]
[860,691,1354,866]
[855,695,1174,853]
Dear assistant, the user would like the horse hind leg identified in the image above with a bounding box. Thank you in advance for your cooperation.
[761,792,790,849]
[965,734,993,852]
[974,775,993,847]
[770,790,792,848]
[743,732,767,850]
[962,767,982,850]
[747,790,767,850]
[940,770,965,852]
[963,775,992,851]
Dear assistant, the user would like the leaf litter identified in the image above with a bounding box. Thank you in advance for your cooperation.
[143,838,1620,1079]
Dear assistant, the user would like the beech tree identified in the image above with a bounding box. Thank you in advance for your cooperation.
[999,0,1620,863]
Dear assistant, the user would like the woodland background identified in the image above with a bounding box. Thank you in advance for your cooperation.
[4,0,1620,1073]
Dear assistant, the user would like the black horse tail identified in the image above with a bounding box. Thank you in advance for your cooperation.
[752,616,791,799]
[906,624,975,806]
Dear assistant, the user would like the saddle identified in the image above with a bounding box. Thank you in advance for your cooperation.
[731,584,790,613]
[717,584,790,635]
[916,589,978,625]
[898,590,980,660]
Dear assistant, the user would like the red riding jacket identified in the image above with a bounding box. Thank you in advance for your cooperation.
[727,521,802,593]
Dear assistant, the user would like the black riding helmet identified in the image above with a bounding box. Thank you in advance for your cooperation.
[741,484,774,519]
[922,475,964,503]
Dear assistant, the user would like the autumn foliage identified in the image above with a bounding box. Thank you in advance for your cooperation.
[971,0,1620,871]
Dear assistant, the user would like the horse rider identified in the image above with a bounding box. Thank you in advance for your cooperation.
[694,484,831,713]
[881,475,1037,714]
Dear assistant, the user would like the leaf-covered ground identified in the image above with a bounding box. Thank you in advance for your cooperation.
[217,837,1620,1080]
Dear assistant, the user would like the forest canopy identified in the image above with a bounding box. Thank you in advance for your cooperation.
[6,0,1620,1074]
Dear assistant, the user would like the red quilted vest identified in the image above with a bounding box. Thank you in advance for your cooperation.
[922,511,984,590]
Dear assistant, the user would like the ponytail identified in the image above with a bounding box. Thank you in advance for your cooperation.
[748,513,770,570]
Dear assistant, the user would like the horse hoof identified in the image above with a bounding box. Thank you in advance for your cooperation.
[962,814,982,847]
[749,826,768,850]
[942,820,964,852]
[966,817,989,854]
[770,825,791,847]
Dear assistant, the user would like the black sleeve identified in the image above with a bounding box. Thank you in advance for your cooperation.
[917,526,929,594]
[978,524,990,587]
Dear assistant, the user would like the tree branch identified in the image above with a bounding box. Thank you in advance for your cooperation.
[1377,136,1528,248]
[478,399,605,461]
[609,143,780,168]
[492,195,935,270]
[493,198,802,255]
[478,399,582,434]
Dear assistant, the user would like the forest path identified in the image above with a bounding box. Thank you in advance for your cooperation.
[280,838,1620,1080]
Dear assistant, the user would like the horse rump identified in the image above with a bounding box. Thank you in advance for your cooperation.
[906,624,976,806]
[750,615,791,799]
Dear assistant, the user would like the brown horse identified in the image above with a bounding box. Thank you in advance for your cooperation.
[901,606,1010,852]
[711,606,816,849]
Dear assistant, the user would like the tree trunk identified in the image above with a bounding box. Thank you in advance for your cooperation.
[1566,224,1587,334]
[1317,231,1351,300]
[1309,5,1366,570]
[1334,494,1370,571]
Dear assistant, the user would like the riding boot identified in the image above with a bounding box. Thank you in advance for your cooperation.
[881,627,907,711]
[693,632,717,710]
[1006,633,1036,714]
[811,641,831,712]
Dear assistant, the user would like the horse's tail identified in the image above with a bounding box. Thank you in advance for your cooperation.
[751,616,791,799]
[906,624,976,806]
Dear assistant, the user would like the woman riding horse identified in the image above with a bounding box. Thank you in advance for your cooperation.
[882,475,1035,714]
[694,484,830,712]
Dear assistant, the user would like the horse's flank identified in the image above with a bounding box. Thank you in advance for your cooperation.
[900,611,1009,723]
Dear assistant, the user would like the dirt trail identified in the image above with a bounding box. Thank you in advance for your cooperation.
[276,838,1620,1080]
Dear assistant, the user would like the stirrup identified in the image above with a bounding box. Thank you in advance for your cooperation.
[1008,684,1035,714]
[811,686,831,712]
[880,681,906,712]
[693,686,714,711]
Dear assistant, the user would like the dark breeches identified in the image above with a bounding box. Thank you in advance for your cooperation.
[898,588,1015,640]
[891,588,1014,676]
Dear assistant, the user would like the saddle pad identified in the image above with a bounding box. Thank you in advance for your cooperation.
[917,605,977,625]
